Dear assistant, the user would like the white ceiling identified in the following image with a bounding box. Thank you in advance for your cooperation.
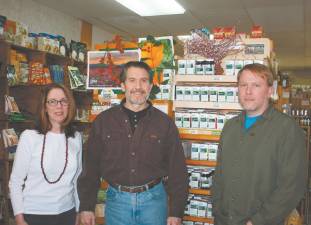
[33,0,311,72]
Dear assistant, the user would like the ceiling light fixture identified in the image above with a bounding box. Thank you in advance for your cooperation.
[113,0,186,16]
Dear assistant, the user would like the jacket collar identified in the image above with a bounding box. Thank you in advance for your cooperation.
[239,103,275,123]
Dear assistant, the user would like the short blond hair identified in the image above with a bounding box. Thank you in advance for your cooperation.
[237,63,274,87]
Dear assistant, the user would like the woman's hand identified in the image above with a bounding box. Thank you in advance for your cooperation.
[15,214,28,225]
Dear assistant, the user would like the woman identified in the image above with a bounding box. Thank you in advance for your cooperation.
[9,83,82,225]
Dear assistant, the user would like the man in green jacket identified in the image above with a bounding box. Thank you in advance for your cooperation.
[212,63,307,225]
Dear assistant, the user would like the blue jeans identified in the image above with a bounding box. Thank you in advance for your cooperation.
[105,182,168,225]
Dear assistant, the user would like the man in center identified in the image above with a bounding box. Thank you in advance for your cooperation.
[78,61,189,225]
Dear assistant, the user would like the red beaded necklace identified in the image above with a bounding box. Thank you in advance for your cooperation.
[41,134,68,184]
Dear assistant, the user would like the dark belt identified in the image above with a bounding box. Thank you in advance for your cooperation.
[109,177,162,193]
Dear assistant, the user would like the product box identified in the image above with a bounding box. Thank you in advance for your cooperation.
[175,86,184,100]
[189,199,199,216]
[226,87,235,102]
[186,60,196,74]
[190,171,201,189]
[174,112,183,128]
[182,112,191,128]
[217,87,226,102]
[208,144,218,161]
[163,69,173,83]
[234,60,244,75]
[203,59,215,75]
[199,113,208,128]
[199,143,208,160]
[184,86,192,101]
[191,113,200,128]
[161,84,171,100]
[191,143,200,160]
[197,201,208,217]
[209,87,218,102]
[192,87,201,101]
[195,60,204,75]
[224,60,235,75]
[200,87,209,102]
[207,113,217,129]
[178,60,186,74]
[217,114,226,130]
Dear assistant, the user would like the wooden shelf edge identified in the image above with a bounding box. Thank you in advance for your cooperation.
[183,215,214,223]
[186,159,217,167]
[189,188,211,195]
[180,133,220,141]
[173,101,242,110]
[175,74,237,83]
[179,128,220,141]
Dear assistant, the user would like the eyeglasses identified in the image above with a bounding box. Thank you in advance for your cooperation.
[46,99,69,107]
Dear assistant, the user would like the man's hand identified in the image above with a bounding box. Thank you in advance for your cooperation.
[80,211,95,225]
[246,220,253,225]
[167,216,182,225]
[75,213,80,225]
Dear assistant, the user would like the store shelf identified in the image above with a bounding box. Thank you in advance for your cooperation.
[175,75,237,83]
[183,215,214,223]
[186,159,217,167]
[179,128,221,141]
[189,188,211,195]
[173,100,242,110]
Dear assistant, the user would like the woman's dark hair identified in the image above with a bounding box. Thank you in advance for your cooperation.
[36,83,76,138]
[120,61,153,83]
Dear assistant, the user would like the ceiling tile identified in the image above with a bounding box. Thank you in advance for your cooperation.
[98,15,164,37]
[178,0,244,11]
[268,31,305,50]
[146,12,202,35]
[247,5,304,32]
[241,0,303,8]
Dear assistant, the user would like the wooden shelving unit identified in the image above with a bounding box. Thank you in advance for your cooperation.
[189,188,211,195]
[186,159,217,167]
[0,40,89,223]
[183,215,214,223]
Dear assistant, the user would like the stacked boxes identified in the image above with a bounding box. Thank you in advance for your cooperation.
[182,141,219,161]
[175,86,238,103]
[175,109,239,130]
[184,194,213,219]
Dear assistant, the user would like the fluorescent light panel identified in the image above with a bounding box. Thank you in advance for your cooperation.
[114,0,185,16]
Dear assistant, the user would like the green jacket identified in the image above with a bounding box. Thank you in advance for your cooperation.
[212,105,307,225]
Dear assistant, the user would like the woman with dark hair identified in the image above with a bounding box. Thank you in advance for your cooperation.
[9,83,82,225]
